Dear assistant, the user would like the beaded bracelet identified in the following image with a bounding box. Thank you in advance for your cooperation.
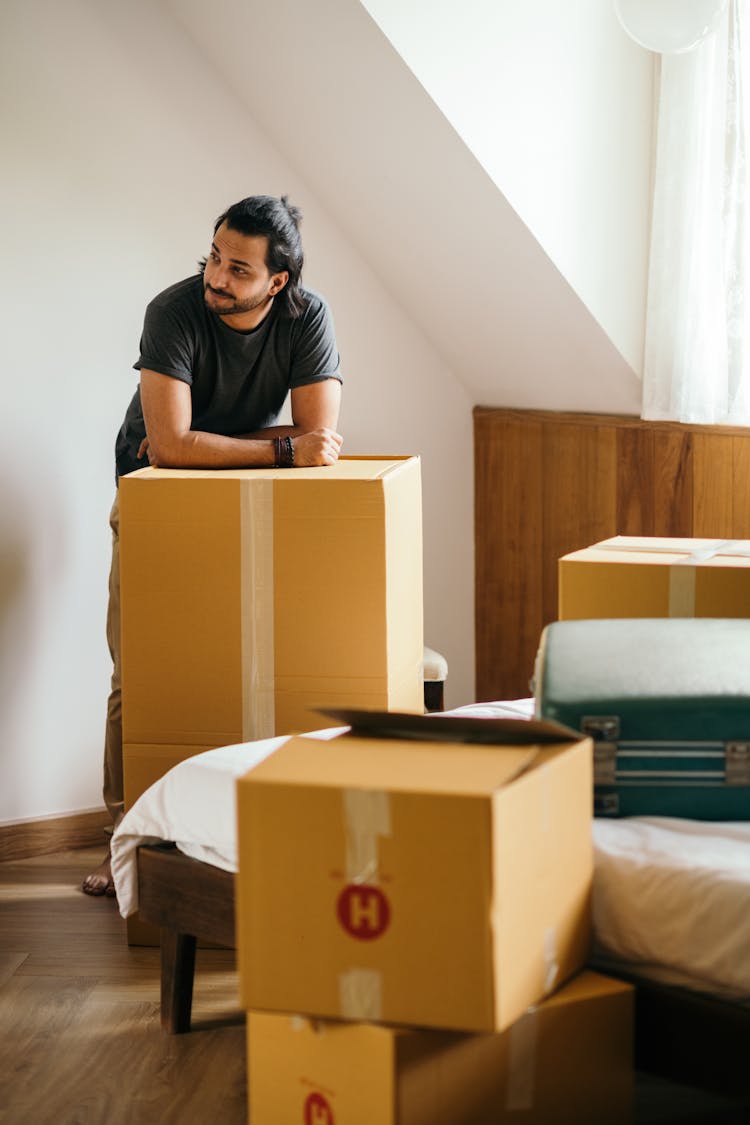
[273,436,295,468]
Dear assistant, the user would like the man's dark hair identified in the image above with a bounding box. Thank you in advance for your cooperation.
[202,194,305,318]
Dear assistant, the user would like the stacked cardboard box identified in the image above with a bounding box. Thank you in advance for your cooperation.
[236,723,634,1123]
[247,973,633,1125]
[559,535,750,621]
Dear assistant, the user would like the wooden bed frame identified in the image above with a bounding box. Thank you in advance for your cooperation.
[137,843,750,1103]
[137,844,236,1034]
[134,679,447,1030]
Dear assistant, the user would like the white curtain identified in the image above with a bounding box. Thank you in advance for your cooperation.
[643,0,750,424]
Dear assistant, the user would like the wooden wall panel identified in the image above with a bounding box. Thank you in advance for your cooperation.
[732,438,750,537]
[474,408,750,701]
[653,431,693,535]
[474,412,543,702]
[617,428,655,534]
[541,422,617,624]
[693,433,734,536]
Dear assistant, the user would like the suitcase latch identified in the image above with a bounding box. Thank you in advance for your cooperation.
[594,792,620,816]
[725,742,750,786]
[582,716,620,786]
[581,715,620,742]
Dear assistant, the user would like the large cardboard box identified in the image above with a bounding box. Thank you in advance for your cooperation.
[119,457,424,807]
[120,457,422,946]
[247,971,634,1125]
[559,535,750,621]
[236,722,593,1033]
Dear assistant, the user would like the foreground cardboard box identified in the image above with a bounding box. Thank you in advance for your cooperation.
[559,535,750,620]
[247,971,634,1124]
[237,724,593,1033]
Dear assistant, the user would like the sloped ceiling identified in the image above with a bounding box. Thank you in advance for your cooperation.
[161,0,641,414]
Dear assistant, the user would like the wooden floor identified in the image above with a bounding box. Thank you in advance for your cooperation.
[1,847,747,1125]
[0,846,245,1125]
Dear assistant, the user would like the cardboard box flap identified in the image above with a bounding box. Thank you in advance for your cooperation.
[542,969,634,1008]
[246,732,539,795]
[319,707,582,744]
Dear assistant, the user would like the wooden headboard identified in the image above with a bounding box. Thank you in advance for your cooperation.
[474,407,750,701]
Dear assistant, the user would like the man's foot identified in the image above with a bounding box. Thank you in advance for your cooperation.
[81,852,116,897]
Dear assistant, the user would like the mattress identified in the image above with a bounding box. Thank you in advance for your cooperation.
[110,699,750,1004]
[591,815,750,1003]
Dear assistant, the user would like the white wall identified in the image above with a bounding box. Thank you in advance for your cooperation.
[362,0,656,375]
[0,0,474,824]
[165,0,643,416]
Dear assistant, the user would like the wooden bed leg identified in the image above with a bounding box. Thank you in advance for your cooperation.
[160,929,196,1034]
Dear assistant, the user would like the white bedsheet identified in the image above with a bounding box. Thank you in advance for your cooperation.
[111,700,535,917]
[110,698,750,1003]
[591,816,750,1002]
[110,726,349,916]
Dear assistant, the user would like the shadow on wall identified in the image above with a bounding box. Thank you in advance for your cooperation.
[0,500,32,814]
[0,461,68,818]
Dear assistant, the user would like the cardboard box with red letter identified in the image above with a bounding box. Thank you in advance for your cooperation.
[236,717,593,1034]
[247,971,634,1124]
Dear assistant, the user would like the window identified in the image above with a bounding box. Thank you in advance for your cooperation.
[642,0,750,424]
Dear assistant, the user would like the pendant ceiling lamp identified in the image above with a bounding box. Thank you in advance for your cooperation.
[615,0,729,53]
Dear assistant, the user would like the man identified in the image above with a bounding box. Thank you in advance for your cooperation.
[82,195,343,895]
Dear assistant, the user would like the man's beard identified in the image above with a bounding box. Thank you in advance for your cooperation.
[203,282,271,316]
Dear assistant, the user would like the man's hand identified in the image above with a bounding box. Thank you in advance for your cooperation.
[292,428,343,466]
[137,436,154,464]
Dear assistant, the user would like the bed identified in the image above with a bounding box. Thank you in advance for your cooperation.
[110,702,750,1097]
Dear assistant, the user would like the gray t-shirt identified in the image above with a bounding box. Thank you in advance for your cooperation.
[115,275,341,479]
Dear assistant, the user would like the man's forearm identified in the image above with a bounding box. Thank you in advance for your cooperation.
[146,424,342,469]
[150,429,276,468]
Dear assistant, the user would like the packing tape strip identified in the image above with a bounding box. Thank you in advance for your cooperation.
[506,1005,539,1112]
[338,968,383,1020]
[338,793,390,1020]
[241,479,276,740]
[290,1015,327,1036]
[668,564,697,617]
[597,537,750,562]
[543,927,559,995]
[343,789,392,884]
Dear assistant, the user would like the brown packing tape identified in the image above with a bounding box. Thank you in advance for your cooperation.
[343,788,392,884]
[543,928,559,995]
[240,479,276,740]
[668,565,697,617]
[337,788,391,1021]
[338,969,383,1021]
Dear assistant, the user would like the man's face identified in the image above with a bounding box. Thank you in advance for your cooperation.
[203,222,288,320]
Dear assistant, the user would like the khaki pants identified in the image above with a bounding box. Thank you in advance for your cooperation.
[103,495,123,828]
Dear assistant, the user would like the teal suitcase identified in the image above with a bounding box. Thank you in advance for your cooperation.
[534,618,750,819]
